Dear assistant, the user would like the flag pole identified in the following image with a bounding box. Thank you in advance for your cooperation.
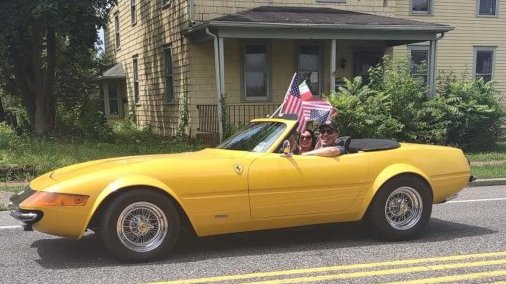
[270,73,297,118]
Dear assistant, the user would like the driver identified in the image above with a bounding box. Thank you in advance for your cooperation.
[301,121,345,157]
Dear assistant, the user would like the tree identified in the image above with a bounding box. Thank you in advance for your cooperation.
[0,0,115,134]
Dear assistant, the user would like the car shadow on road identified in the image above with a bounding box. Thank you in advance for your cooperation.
[32,218,496,269]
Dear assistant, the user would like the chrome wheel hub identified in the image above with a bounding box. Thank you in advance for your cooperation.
[117,202,168,252]
[385,187,423,230]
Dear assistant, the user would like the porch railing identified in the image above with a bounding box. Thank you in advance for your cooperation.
[197,103,279,133]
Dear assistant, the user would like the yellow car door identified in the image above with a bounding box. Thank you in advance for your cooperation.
[248,152,370,218]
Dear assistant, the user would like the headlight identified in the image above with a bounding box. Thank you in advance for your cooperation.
[20,192,89,207]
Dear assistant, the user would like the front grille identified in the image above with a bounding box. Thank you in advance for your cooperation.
[9,185,36,207]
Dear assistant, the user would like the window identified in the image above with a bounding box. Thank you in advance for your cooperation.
[243,43,270,101]
[474,47,495,82]
[161,0,171,8]
[164,47,174,103]
[103,82,123,118]
[478,0,498,16]
[298,43,322,96]
[410,0,432,14]
[133,56,139,103]
[409,45,430,84]
[114,14,120,49]
[131,0,137,25]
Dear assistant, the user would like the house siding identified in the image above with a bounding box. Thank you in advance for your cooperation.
[105,0,192,136]
[193,0,396,20]
[395,0,506,104]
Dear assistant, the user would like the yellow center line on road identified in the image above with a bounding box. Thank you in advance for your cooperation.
[152,251,506,284]
[244,259,506,284]
[384,270,506,284]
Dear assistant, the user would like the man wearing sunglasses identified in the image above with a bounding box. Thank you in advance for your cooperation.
[301,121,345,157]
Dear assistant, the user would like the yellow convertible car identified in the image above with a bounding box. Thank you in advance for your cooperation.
[10,117,471,261]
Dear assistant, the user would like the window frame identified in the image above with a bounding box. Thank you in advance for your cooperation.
[408,45,430,85]
[241,40,272,102]
[131,0,137,25]
[132,56,140,104]
[473,46,496,82]
[114,13,120,49]
[477,0,499,17]
[164,46,174,103]
[410,0,433,15]
[104,81,124,118]
[161,0,172,9]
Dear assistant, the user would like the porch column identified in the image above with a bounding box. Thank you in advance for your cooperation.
[428,39,438,97]
[207,27,224,142]
[330,39,336,93]
[218,37,225,141]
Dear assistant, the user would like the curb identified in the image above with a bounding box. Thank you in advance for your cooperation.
[468,178,506,187]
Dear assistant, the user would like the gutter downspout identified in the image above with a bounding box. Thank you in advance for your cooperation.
[206,27,223,141]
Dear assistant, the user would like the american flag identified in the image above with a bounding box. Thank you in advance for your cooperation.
[302,98,333,130]
[282,77,304,127]
[310,109,331,124]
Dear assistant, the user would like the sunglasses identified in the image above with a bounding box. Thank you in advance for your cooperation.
[300,135,312,140]
[320,129,335,135]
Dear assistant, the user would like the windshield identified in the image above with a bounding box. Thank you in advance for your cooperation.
[217,122,287,152]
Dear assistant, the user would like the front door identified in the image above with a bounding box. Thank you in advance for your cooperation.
[353,51,384,84]
[298,42,322,96]
[248,153,370,218]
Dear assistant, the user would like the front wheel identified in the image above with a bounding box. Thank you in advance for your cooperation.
[366,176,432,241]
[100,189,180,262]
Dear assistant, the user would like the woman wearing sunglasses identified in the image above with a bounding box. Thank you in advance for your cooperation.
[298,129,315,154]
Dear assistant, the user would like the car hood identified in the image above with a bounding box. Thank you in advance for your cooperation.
[48,148,247,182]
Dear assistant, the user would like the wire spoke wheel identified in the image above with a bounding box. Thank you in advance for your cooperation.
[384,186,423,231]
[116,202,168,253]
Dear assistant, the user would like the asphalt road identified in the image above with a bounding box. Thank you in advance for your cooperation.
[0,185,505,284]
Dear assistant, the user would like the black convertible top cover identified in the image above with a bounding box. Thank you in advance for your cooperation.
[349,139,400,152]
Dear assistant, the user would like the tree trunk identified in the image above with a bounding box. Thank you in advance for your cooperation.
[0,97,5,122]
[33,25,56,135]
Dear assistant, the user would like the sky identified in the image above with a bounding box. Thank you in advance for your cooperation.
[96,28,105,52]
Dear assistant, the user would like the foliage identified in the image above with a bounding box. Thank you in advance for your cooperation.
[0,0,116,134]
[329,56,504,151]
[0,122,205,181]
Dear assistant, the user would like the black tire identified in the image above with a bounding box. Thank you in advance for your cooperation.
[366,175,432,241]
[100,189,180,262]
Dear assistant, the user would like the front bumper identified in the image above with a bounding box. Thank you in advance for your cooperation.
[8,185,42,231]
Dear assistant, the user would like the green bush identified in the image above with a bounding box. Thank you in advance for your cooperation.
[329,56,505,151]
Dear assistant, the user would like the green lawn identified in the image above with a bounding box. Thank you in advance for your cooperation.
[1,128,505,182]
[0,131,205,182]
[467,141,506,179]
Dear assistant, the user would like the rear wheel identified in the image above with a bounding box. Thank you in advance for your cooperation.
[366,176,432,240]
[100,189,180,262]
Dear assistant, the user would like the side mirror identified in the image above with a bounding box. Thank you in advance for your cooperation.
[281,140,292,157]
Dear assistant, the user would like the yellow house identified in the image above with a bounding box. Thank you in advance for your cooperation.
[103,0,466,140]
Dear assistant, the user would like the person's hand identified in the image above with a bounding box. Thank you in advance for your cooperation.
[330,107,338,119]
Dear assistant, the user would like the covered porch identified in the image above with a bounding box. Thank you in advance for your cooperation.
[184,6,453,140]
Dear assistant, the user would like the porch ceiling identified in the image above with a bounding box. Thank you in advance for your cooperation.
[184,6,453,44]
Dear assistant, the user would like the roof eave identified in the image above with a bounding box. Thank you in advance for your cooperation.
[209,21,454,33]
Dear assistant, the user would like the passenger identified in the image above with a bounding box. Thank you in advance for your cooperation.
[302,121,345,157]
[298,129,315,154]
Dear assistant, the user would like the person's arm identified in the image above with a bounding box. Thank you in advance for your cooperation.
[301,146,341,157]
